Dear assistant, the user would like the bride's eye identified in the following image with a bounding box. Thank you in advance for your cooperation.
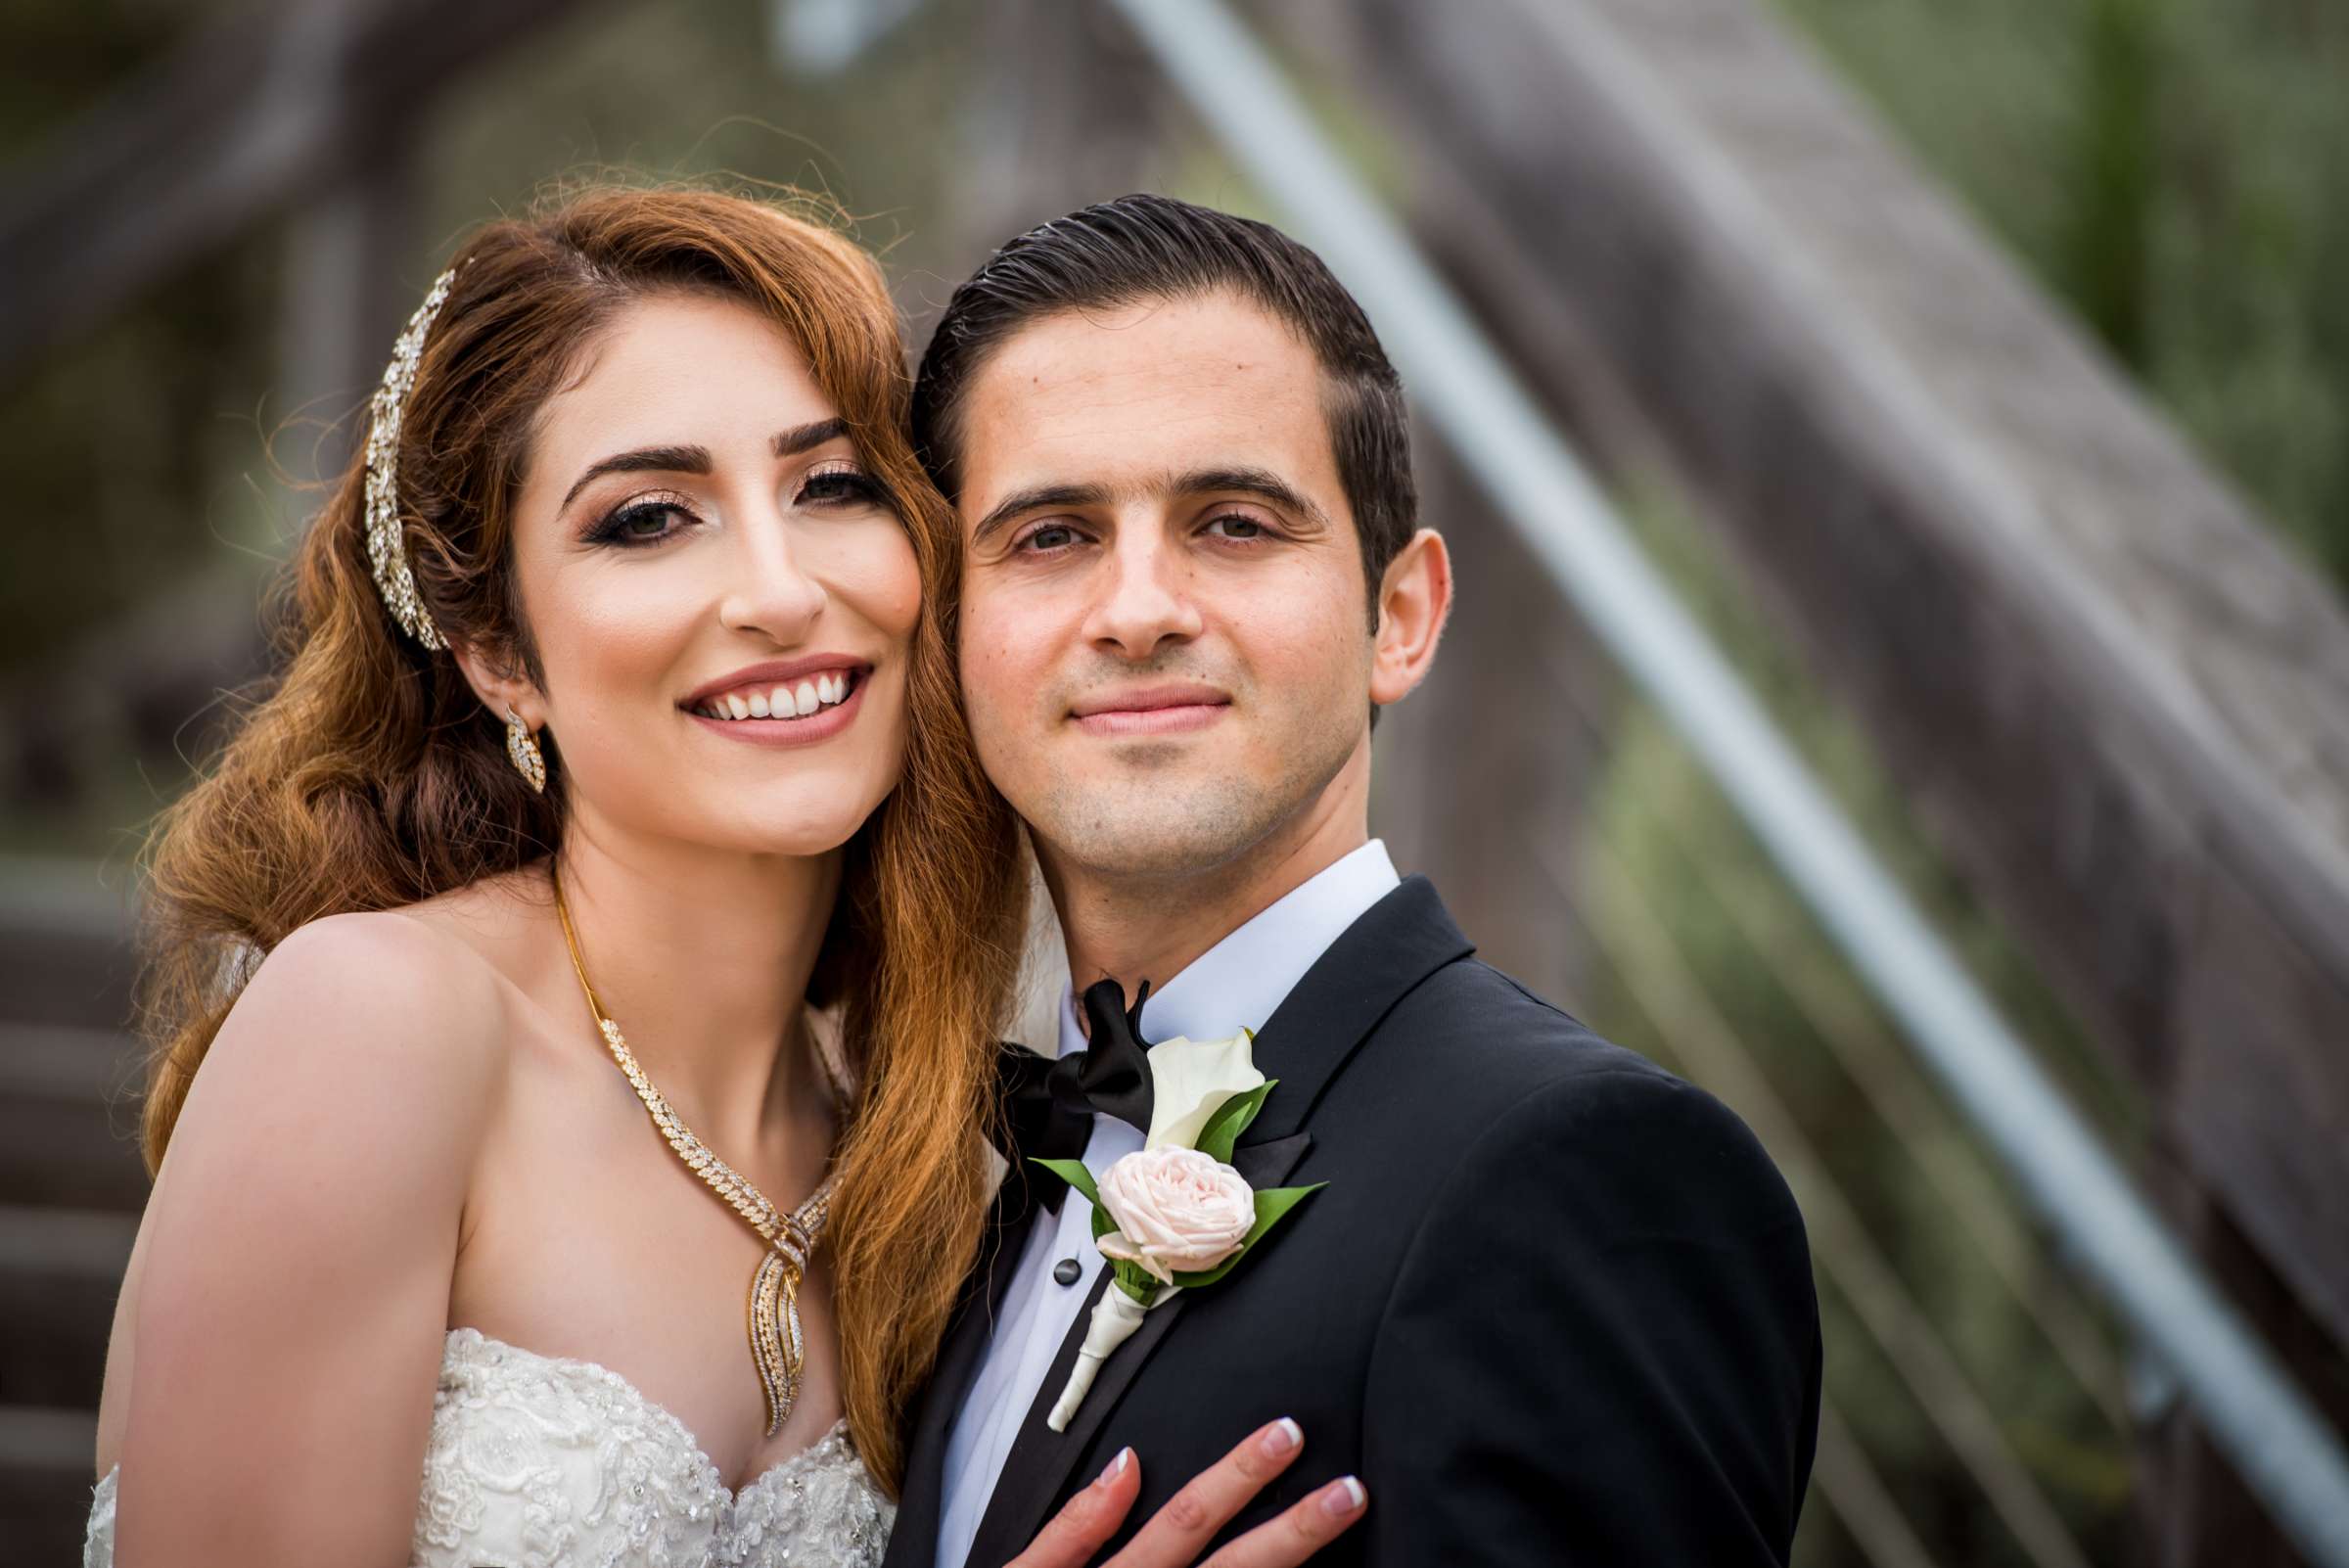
[798,464,888,510]
[586,496,697,548]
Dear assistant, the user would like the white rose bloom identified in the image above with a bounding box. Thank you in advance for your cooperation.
[1097,1147,1259,1285]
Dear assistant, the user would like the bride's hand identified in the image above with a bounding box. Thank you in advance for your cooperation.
[1003,1419,1365,1568]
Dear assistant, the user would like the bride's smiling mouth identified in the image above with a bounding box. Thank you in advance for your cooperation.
[681,657,871,747]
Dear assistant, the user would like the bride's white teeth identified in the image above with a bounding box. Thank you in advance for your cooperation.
[696,671,854,722]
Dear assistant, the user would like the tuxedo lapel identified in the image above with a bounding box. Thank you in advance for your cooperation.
[1243,876,1474,1141]
[883,1172,1043,1567]
[949,878,1475,1567]
[961,1131,1313,1568]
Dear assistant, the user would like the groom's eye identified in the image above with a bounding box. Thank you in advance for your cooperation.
[1020,523,1082,552]
[1204,513,1267,540]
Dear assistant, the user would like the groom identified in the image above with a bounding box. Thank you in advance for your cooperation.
[886,195,1820,1566]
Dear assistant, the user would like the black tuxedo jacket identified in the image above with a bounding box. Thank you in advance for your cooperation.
[884,876,1819,1567]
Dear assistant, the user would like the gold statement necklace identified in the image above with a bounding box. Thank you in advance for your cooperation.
[551,866,839,1437]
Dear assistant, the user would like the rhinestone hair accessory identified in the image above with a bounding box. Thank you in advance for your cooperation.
[363,262,463,650]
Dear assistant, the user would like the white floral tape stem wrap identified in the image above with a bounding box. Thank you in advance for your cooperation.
[363,261,464,650]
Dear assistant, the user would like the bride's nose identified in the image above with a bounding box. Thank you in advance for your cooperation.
[716,514,827,644]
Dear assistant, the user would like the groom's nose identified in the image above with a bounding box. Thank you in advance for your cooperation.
[1082,519,1204,659]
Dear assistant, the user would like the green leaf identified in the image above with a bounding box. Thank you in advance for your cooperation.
[1030,1157,1101,1212]
[1195,1079,1277,1164]
[1091,1204,1116,1242]
[1248,1182,1324,1233]
[1170,1182,1326,1289]
[1113,1263,1164,1306]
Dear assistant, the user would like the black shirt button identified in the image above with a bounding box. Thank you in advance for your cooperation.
[1053,1257,1083,1287]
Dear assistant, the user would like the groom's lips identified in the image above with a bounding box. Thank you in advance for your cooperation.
[1069,682,1231,737]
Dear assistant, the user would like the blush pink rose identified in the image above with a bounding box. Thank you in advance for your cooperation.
[1095,1146,1257,1285]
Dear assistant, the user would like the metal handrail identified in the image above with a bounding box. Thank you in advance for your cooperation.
[1104,0,2349,1559]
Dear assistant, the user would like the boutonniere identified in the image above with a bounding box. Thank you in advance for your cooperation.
[1034,1026,1323,1432]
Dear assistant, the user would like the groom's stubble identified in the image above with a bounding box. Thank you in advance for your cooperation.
[1026,654,1367,888]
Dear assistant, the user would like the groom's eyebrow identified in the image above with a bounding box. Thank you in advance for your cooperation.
[1169,466,1333,532]
[968,467,1331,543]
[969,483,1114,544]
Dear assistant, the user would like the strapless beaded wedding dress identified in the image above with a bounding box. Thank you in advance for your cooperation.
[83,1327,893,1567]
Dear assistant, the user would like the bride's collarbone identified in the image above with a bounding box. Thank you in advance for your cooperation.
[487,985,833,1193]
[458,1072,822,1306]
[447,1002,847,1488]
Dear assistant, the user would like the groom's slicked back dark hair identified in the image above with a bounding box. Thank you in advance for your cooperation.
[912,194,1416,613]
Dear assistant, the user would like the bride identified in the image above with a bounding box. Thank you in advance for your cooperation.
[88,185,1364,1568]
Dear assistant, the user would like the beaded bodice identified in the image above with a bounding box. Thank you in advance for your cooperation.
[83,1327,892,1568]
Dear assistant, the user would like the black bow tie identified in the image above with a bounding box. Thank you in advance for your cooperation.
[1004,978,1156,1212]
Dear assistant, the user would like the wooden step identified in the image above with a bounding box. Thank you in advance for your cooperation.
[0,1023,150,1212]
[0,1405,100,1564]
[0,856,137,1031]
[0,1205,134,1411]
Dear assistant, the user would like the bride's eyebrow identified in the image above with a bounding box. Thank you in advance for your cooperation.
[562,444,711,511]
[559,419,852,512]
[773,417,848,457]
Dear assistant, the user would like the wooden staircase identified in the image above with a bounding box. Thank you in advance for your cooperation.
[0,862,148,1563]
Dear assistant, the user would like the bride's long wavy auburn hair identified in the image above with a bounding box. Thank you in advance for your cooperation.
[135,184,1026,1492]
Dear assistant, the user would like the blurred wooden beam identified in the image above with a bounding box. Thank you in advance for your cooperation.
[1305,0,2349,1552]
[1320,0,2349,1354]
[936,0,1182,280]
[0,0,605,378]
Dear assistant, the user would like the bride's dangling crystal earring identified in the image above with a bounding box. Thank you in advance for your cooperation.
[505,707,546,794]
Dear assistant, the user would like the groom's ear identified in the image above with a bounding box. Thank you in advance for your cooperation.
[1368,528,1451,707]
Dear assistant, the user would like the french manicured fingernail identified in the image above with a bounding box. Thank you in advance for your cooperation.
[1261,1417,1303,1456]
[1097,1448,1131,1486]
[1321,1476,1366,1517]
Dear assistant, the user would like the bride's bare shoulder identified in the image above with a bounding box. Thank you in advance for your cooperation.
[246,867,547,1038]
[167,888,538,1160]
[114,887,543,1495]
[251,906,508,1041]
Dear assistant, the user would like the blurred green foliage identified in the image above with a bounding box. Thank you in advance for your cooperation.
[0,0,282,688]
[1774,0,2349,590]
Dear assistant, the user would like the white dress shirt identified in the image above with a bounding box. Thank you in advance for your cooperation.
[934,841,1402,1568]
